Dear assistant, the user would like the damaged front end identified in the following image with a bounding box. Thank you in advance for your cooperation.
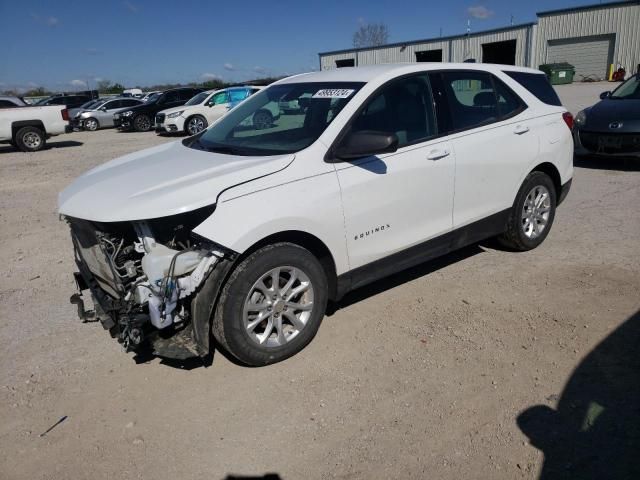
[64,206,234,360]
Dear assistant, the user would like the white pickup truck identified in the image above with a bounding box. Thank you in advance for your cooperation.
[0,105,71,152]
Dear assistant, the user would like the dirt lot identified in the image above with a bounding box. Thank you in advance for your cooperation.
[1,83,639,480]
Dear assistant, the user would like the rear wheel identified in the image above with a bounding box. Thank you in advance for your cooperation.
[133,114,152,132]
[212,243,328,366]
[185,115,207,135]
[253,110,273,130]
[498,171,557,251]
[15,126,46,152]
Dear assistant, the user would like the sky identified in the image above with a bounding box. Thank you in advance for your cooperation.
[0,0,622,92]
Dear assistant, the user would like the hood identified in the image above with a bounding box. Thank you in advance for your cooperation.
[58,140,294,222]
[158,105,192,116]
[583,99,640,132]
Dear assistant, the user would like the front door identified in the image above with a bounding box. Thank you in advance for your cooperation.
[335,74,455,271]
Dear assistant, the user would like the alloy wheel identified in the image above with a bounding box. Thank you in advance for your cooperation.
[521,185,551,239]
[23,132,41,149]
[187,117,205,135]
[242,266,315,347]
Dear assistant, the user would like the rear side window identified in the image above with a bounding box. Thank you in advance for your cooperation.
[0,100,18,108]
[440,71,499,131]
[229,89,249,103]
[505,71,562,106]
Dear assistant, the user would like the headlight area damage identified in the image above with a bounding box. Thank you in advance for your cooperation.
[64,206,235,360]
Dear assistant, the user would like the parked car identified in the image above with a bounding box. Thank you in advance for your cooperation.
[279,93,312,114]
[574,73,640,158]
[59,63,573,366]
[36,94,95,109]
[155,86,278,135]
[141,91,161,102]
[122,88,143,98]
[113,87,203,132]
[75,97,144,131]
[1,104,70,151]
[0,96,28,108]
[68,99,103,121]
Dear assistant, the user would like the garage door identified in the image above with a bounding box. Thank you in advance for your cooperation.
[547,34,614,81]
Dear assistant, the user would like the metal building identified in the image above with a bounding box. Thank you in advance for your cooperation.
[319,1,640,81]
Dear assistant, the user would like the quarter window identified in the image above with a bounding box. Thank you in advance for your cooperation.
[350,75,437,147]
[494,77,526,118]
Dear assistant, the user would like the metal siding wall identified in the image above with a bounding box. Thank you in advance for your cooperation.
[319,26,531,70]
[449,27,529,64]
[534,4,640,72]
[320,52,357,70]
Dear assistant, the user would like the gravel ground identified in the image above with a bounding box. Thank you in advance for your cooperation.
[1,84,639,480]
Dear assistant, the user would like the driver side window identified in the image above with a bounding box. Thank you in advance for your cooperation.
[209,92,229,105]
[350,75,437,147]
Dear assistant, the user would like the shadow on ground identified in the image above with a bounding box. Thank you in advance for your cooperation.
[574,154,640,172]
[327,243,484,314]
[224,475,282,480]
[517,310,640,479]
[0,140,83,154]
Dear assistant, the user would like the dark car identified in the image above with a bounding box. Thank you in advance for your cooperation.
[574,74,640,159]
[113,87,203,132]
[35,94,96,109]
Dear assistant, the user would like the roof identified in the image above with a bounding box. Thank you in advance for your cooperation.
[537,0,639,17]
[318,22,536,57]
[277,63,543,85]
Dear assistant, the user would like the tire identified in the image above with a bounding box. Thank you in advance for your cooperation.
[253,110,273,130]
[84,117,99,131]
[212,243,328,366]
[498,171,557,251]
[185,115,207,136]
[15,126,46,152]
[133,114,152,132]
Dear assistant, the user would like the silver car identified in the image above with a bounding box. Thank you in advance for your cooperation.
[77,97,144,130]
[68,99,103,120]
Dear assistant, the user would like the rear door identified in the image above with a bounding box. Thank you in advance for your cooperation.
[335,73,456,272]
[431,70,538,228]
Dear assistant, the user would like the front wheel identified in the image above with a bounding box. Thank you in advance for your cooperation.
[185,115,207,135]
[212,243,328,366]
[133,114,152,132]
[498,171,557,251]
[84,117,99,131]
[253,110,273,130]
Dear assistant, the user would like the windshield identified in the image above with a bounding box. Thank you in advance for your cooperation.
[192,82,364,156]
[91,100,108,109]
[80,99,100,109]
[186,91,211,106]
[611,74,640,99]
[145,92,161,103]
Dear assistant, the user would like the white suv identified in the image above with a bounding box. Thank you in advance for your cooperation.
[155,86,279,136]
[59,64,573,366]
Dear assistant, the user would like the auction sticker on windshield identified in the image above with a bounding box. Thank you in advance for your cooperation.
[312,89,355,99]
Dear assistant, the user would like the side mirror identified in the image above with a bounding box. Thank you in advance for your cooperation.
[600,91,611,99]
[333,130,399,160]
[100,107,107,112]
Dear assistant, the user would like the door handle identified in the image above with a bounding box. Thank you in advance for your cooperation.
[514,124,530,135]
[427,149,450,161]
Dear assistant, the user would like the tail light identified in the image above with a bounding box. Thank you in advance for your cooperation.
[61,108,70,121]
[562,112,574,130]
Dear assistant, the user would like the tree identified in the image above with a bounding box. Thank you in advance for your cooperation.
[353,23,389,48]
[96,79,112,92]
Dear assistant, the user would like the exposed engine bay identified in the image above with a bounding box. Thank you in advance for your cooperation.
[65,206,231,359]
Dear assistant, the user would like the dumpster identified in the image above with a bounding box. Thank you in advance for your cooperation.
[539,63,575,85]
